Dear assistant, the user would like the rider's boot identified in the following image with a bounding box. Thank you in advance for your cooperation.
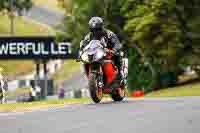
[1,89,5,104]
[119,51,128,87]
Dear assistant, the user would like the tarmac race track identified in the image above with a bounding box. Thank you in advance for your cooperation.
[0,97,200,133]
[26,6,64,28]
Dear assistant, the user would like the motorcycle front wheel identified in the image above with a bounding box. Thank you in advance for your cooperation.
[89,73,103,103]
[111,85,126,102]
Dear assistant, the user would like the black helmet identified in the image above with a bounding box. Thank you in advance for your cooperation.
[88,17,104,32]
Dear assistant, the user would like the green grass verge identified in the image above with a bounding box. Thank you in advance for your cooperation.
[0,98,91,112]
[0,15,55,36]
[51,60,81,88]
[146,82,200,97]
[4,87,31,99]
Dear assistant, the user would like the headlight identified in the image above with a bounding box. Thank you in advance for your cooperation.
[81,53,89,62]
[95,49,104,61]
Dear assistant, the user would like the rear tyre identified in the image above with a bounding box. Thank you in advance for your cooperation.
[89,73,103,103]
[111,86,126,102]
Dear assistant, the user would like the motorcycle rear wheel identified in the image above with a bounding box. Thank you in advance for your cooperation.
[89,73,103,103]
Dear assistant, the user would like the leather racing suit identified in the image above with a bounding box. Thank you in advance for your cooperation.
[79,29,128,86]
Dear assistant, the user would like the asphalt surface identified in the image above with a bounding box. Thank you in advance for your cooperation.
[1,96,200,133]
[26,6,64,28]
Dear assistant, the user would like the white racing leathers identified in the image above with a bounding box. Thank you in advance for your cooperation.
[121,57,128,80]
[119,51,128,85]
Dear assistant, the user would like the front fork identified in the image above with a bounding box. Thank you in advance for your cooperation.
[84,63,104,89]
[94,64,104,89]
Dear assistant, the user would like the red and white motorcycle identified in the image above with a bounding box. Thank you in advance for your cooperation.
[79,40,128,103]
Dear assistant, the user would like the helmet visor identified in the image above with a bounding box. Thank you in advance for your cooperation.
[89,27,103,33]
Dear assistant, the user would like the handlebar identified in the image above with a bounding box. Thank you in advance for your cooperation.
[76,47,121,62]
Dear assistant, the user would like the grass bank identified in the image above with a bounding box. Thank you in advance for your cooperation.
[146,82,200,97]
[0,15,54,36]
[0,98,91,112]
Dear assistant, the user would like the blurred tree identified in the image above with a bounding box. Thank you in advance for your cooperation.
[122,0,200,88]
[57,0,72,15]
[0,0,33,35]
[58,0,127,49]
[175,0,200,66]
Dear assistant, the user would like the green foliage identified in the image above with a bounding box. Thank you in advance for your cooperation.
[127,46,154,92]
[176,0,200,66]
[0,0,33,13]
[123,0,200,88]
[60,0,126,49]
[123,0,179,71]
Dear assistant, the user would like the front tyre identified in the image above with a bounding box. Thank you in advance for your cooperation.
[111,87,126,102]
[89,73,103,103]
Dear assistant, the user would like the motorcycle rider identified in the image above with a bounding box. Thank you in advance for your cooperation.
[79,17,128,86]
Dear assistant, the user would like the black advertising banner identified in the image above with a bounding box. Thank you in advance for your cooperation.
[0,36,76,59]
